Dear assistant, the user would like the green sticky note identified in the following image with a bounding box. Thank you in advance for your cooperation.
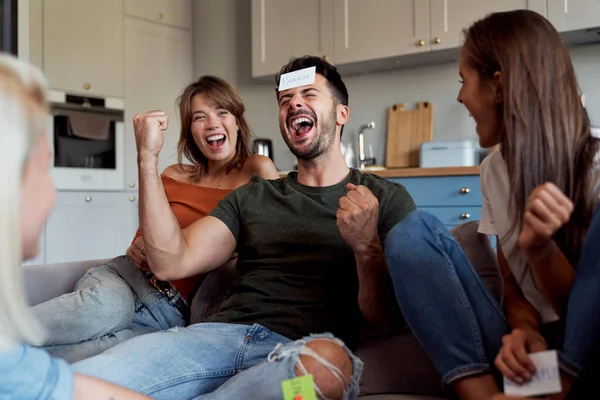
[281,374,318,400]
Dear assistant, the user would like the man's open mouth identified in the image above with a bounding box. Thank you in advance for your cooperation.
[289,116,314,137]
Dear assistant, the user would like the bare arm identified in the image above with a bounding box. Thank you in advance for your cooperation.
[354,236,397,327]
[517,182,576,320]
[134,111,236,281]
[74,374,151,400]
[245,154,280,180]
[523,240,574,319]
[498,245,543,332]
[337,183,399,328]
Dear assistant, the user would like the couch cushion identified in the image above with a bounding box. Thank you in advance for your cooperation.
[355,327,449,398]
[450,221,502,303]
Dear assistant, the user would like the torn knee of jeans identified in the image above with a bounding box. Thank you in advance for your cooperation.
[294,338,353,400]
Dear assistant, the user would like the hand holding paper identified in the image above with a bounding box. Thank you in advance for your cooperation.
[503,350,562,397]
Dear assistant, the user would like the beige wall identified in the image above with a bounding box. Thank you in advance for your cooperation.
[194,1,600,171]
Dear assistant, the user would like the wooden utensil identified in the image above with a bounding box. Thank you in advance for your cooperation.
[385,101,433,168]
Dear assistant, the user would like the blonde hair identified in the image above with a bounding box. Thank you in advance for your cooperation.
[0,53,48,351]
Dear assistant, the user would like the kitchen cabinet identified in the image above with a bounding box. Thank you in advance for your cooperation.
[388,175,482,230]
[548,0,600,32]
[428,0,548,50]
[332,0,429,65]
[123,17,193,190]
[124,0,192,30]
[42,0,124,98]
[251,0,561,76]
[251,0,332,78]
[332,0,548,63]
[44,192,139,264]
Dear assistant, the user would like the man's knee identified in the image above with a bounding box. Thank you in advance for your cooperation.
[294,339,354,400]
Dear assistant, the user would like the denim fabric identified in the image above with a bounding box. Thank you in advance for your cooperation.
[560,203,600,376]
[194,333,363,400]
[31,256,185,363]
[0,344,74,399]
[384,209,507,385]
[73,323,362,400]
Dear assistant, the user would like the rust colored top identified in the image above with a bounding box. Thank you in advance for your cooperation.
[132,175,232,301]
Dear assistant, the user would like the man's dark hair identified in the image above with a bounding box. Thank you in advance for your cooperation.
[275,55,349,136]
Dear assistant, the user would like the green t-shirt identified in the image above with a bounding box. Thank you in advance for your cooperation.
[205,168,416,348]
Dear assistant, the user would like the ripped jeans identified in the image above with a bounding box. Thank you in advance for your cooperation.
[73,323,363,400]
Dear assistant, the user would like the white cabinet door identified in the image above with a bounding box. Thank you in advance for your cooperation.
[42,0,124,98]
[332,0,429,64]
[429,0,548,50]
[124,18,193,190]
[548,0,600,31]
[45,192,138,264]
[251,0,331,78]
[124,0,192,29]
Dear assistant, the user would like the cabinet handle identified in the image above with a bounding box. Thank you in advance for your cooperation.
[416,39,425,47]
[85,195,92,202]
[460,212,471,220]
[83,82,91,90]
[460,187,470,194]
[156,12,164,20]
[432,37,442,44]
[129,195,136,202]
[128,181,136,188]
[322,54,330,62]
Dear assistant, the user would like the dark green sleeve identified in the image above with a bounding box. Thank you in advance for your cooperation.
[377,184,417,243]
[209,179,255,242]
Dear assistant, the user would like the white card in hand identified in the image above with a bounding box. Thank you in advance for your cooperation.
[503,350,562,397]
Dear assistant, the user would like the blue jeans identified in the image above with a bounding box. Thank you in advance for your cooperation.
[560,203,600,376]
[384,210,507,385]
[31,256,186,363]
[72,323,363,400]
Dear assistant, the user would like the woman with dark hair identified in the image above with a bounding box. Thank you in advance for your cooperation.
[384,8,599,400]
[457,9,600,399]
[31,75,279,363]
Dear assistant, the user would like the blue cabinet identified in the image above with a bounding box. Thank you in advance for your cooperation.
[388,175,481,229]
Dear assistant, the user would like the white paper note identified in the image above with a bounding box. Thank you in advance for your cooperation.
[503,350,562,397]
[278,67,316,91]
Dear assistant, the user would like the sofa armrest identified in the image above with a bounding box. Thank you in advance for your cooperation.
[23,259,110,306]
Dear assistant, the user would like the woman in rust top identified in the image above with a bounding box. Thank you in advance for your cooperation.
[31,75,279,363]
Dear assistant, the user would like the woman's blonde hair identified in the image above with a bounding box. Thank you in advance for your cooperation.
[0,53,49,350]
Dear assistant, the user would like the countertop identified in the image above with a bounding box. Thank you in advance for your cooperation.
[278,166,480,178]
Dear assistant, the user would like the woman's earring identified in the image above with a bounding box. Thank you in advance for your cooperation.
[496,92,503,104]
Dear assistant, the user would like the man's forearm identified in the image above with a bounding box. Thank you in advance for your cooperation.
[138,155,185,276]
[355,236,396,326]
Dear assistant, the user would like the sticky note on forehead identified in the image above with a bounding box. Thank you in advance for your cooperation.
[279,66,316,91]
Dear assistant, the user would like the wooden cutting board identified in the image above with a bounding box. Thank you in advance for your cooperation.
[385,101,433,168]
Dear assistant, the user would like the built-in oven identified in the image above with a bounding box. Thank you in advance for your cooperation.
[46,90,125,191]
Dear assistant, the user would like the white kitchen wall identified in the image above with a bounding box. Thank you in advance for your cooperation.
[193,1,600,171]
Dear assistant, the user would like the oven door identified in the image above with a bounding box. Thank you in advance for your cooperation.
[46,114,125,191]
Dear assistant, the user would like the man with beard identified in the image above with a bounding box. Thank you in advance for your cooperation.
[72,56,416,400]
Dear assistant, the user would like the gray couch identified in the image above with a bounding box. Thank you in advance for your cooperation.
[23,221,501,400]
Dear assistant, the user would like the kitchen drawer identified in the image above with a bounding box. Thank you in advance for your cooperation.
[390,176,481,207]
[419,206,482,227]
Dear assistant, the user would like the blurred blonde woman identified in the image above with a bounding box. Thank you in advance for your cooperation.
[0,53,150,399]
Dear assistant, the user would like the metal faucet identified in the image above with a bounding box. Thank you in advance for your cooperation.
[358,121,376,169]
